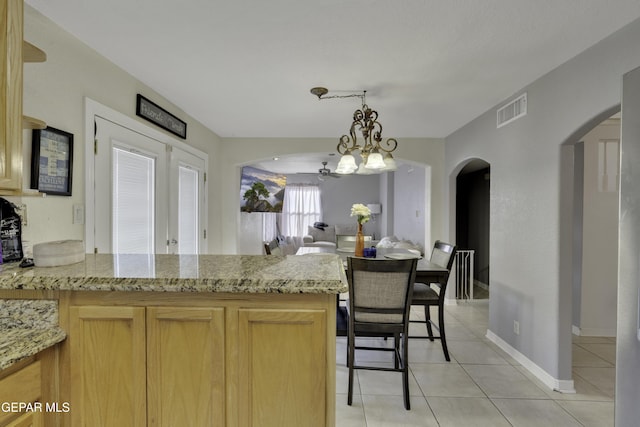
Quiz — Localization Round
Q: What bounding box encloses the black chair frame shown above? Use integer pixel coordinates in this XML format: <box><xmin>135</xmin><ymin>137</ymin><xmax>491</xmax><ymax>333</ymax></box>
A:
<box><xmin>263</xmin><ymin>238</ymin><xmax>279</xmax><ymax>255</ymax></box>
<box><xmin>410</xmin><ymin>240</ymin><xmax>457</xmax><ymax>362</ymax></box>
<box><xmin>346</xmin><ymin>257</ymin><xmax>418</xmax><ymax>410</ymax></box>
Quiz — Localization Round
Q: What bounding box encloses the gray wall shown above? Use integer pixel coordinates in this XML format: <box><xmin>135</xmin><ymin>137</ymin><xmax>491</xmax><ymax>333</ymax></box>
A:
<box><xmin>445</xmin><ymin>17</ymin><xmax>640</xmax><ymax>391</ymax></box>
<box><xmin>617</xmin><ymin>66</ymin><xmax>640</xmax><ymax>427</ymax></box>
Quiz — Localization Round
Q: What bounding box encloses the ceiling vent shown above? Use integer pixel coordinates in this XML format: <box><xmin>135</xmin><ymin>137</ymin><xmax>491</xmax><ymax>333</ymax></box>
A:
<box><xmin>496</xmin><ymin>93</ymin><xmax>527</xmax><ymax>128</ymax></box>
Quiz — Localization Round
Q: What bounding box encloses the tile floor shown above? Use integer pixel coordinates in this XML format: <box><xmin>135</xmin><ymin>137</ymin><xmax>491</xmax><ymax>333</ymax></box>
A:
<box><xmin>335</xmin><ymin>300</ymin><xmax>616</xmax><ymax>426</ymax></box>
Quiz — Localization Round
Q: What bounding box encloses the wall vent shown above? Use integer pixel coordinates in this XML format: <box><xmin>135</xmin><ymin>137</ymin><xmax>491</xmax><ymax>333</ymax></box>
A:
<box><xmin>497</xmin><ymin>93</ymin><xmax>527</xmax><ymax>128</ymax></box>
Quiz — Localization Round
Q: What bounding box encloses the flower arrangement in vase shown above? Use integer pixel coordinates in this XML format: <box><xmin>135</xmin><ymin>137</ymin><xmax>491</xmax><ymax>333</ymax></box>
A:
<box><xmin>350</xmin><ymin>203</ymin><xmax>371</xmax><ymax>257</ymax></box>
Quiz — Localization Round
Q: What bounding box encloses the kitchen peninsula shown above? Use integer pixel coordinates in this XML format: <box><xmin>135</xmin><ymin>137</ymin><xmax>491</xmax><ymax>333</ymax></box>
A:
<box><xmin>0</xmin><ymin>253</ymin><xmax>347</xmax><ymax>427</ymax></box>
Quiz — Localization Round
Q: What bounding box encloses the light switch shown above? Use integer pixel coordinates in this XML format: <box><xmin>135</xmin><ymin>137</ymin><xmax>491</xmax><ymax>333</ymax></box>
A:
<box><xmin>73</xmin><ymin>204</ymin><xmax>85</xmax><ymax>225</ymax></box>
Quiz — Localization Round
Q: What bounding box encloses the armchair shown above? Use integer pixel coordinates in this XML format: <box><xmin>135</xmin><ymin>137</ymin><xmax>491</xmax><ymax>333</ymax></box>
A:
<box><xmin>302</xmin><ymin>225</ymin><xmax>337</xmax><ymax>248</ymax></box>
<box><xmin>302</xmin><ymin>223</ymin><xmax>367</xmax><ymax>248</ymax></box>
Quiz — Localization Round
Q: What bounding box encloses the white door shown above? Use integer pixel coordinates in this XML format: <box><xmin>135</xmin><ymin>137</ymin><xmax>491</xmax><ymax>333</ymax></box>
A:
<box><xmin>168</xmin><ymin>147</ymin><xmax>206</xmax><ymax>254</ymax></box>
<box><xmin>94</xmin><ymin>117</ymin><xmax>168</xmax><ymax>254</ymax></box>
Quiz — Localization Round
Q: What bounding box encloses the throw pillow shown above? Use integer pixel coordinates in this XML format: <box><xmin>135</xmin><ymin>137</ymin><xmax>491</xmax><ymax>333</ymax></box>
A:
<box><xmin>307</xmin><ymin>225</ymin><xmax>336</xmax><ymax>243</ymax></box>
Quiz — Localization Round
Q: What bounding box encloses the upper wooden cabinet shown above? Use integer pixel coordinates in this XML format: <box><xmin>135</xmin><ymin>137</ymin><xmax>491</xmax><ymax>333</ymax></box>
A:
<box><xmin>0</xmin><ymin>0</ymin><xmax>24</xmax><ymax>194</ymax></box>
<box><xmin>0</xmin><ymin>0</ymin><xmax>46</xmax><ymax>195</ymax></box>
<box><xmin>23</xmin><ymin>41</ymin><xmax>45</xmax><ymax>63</ymax></box>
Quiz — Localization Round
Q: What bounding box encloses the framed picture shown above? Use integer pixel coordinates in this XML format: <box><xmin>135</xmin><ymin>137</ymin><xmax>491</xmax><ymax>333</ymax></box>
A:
<box><xmin>136</xmin><ymin>94</ymin><xmax>187</xmax><ymax>139</ymax></box>
<box><xmin>240</xmin><ymin>166</ymin><xmax>286</xmax><ymax>213</ymax></box>
<box><xmin>30</xmin><ymin>126</ymin><xmax>74</xmax><ymax>196</ymax></box>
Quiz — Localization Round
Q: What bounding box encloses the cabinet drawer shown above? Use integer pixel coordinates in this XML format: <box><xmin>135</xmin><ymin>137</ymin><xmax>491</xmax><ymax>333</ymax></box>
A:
<box><xmin>0</xmin><ymin>361</ymin><xmax>41</xmax><ymax>425</ymax></box>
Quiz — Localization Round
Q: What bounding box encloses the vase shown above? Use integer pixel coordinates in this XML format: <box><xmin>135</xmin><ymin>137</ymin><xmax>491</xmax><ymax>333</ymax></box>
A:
<box><xmin>355</xmin><ymin>223</ymin><xmax>365</xmax><ymax>257</ymax></box>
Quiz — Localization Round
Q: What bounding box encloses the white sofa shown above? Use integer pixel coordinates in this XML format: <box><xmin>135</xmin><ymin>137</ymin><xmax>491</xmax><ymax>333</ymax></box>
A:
<box><xmin>302</xmin><ymin>224</ymin><xmax>359</xmax><ymax>248</ymax></box>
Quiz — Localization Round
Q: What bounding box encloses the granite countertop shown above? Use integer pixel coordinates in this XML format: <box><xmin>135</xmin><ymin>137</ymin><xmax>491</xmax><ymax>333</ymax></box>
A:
<box><xmin>0</xmin><ymin>299</ymin><xmax>66</xmax><ymax>370</ymax></box>
<box><xmin>0</xmin><ymin>254</ymin><xmax>348</xmax><ymax>294</ymax></box>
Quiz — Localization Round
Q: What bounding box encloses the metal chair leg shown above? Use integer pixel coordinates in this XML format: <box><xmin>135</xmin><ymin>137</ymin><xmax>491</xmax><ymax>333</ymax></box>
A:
<box><xmin>402</xmin><ymin>334</ymin><xmax>411</xmax><ymax>410</ymax></box>
<box><xmin>424</xmin><ymin>305</ymin><xmax>434</xmax><ymax>340</ymax></box>
<box><xmin>438</xmin><ymin>302</ymin><xmax>450</xmax><ymax>361</ymax></box>
<box><xmin>347</xmin><ymin>335</ymin><xmax>355</xmax><ymax>405</ymax></box>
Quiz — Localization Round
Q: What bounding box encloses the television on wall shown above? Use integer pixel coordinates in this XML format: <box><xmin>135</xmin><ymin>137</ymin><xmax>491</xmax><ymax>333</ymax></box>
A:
<box><xmin>240</xmin><ymin>166</ymin><xmax>286</xmax><ymax>213</ymax></box>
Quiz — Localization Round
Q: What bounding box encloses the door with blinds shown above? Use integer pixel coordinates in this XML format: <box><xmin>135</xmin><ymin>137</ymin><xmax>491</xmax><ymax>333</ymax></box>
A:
<box><xmin>168</xmin><ymin>147</ymin><xmax>206</xmax><ymax>254</ymax></box>
<box><xmin>93</xmin><ymin>116</ymin><xmax>206</xmax><ymax>254</ymax></box>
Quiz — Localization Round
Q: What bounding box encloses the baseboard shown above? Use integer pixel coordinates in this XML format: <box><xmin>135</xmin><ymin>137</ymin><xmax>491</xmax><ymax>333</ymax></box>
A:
<box><xmin>444</xmin><ymin>297</ymin><xmax>458</xmax><ymax>306</ymax></box>
<box><xmin>572</xmin><ymin>325</ymin><xmax>616</xmax><ymax>337</ymax></box>
<box><xmin>486</xmin><ymin>330</ymin><xmax>576</xmax><ymax>394</ymax></box>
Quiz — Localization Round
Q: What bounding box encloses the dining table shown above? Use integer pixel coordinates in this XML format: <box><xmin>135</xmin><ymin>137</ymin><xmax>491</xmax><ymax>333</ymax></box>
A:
<box><xmin>295</xmin><ymin>246</ymin><xmax>449</xmax><ymax>336</ymax></box>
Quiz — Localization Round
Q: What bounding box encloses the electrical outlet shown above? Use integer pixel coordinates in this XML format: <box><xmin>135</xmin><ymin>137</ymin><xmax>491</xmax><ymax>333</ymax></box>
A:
<box><xmin>15</xmin><ymin>203</ymin><xmax>27</xmax><ymax>226</ymax></box>
<box><xmin>514</xmin><ymin>320</ymin><xmax>520</xmax><ymax>335</ymax></box>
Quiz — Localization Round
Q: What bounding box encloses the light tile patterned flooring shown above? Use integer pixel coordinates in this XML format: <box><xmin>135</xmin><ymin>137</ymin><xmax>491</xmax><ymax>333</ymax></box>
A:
<box><xmin>335</xmin><ymin>301</ymin><xmax>616</xmax><ymax>426</ymax></box>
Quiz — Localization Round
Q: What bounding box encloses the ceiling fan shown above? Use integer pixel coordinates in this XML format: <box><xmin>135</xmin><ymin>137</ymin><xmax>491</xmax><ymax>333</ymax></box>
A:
<box><xmin>317</xmin><ymin>161</ymin><xmax>341</xmax><ymax>180</ymax></box>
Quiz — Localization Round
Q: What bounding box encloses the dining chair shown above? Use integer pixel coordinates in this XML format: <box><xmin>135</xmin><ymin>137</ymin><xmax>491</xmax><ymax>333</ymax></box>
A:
<box><xmin>410</xmin><ymin>240</ymin><xmax>457</xmax><ymax>361</ymax></box>
<box><xmin>346</xmin><ymin>257</ymin><xmax>417</xmax><ymax>410</ymax></box>
<box><xmin>263</xmin><ymin>238</ymin><xmax>282</xmax><ymax>255</ymax></box>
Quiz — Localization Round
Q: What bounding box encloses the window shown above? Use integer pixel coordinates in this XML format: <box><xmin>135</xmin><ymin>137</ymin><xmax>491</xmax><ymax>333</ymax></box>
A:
<box><xmin>112</xmin><ymin>147</ymin><xmax>156</xmax><ymax>254</ymax></box>
<box><xmin>178</xmin><ymin>165</ymin><xmax>199</xmax><ymax>254</ymax></box>
<box><xmin>281</xmin><ymin>184</ymin><xmax>322</xmax><ymax>237</ymax></box>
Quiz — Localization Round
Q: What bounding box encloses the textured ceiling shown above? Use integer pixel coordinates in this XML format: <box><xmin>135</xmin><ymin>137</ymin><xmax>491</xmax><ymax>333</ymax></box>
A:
<box><xmin>26</xmin><ymin>0</ymin><xmax>640</xmax><ymax>142</ymax></box>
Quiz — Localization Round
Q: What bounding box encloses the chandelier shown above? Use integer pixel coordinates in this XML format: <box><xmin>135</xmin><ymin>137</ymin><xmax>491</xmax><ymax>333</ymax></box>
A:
<box><xmin>310</xmin><ymin>87</ymin><xmax>398</xmax><ymax>175</ymax></box>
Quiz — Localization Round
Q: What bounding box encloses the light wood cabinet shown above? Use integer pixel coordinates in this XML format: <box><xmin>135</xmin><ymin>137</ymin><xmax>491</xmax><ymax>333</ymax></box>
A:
<box><xmin>69</xmin><ymin>306</ymin><xmax>147</xmax><ymax>427</ymax></box>
<box><xmin>238</xmin><ymin>308</ymin><xmax>327</xmax><ymax>427</ymax></box>
<box><xmin>70</xmin><ymin>305</ymin><xmax>226</xmax><ymax>427</ymax></box>
<box><xmin>146</xmin><ymin>307</ymin><xmax>225</xmax><ymax>427</ymax></box>
<box><xmin>0</xmin><ymin>0</ymin><xmax>24</xmax><ymax>194</ymax></box>
<box><xmin>0</xmin><ymin>0</ymin><xmax>47</xmax><ymax>195</ymax></box>
<box><xmin>0</xmin><ymin>360</ymin><xmax>43</xmax><ymax>427</ymax></box>
<box><xmin>62</xmin><ymin>291</ymin><xmax>336</xmax><ymax>427</ymax></box>
<box><xmin>4</xmin><ymin>411</ymin><xmax>42</xmax><ymax>427</ymax></box>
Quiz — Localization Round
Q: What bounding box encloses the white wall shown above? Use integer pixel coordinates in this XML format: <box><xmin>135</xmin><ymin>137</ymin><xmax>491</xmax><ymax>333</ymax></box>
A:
<box><xmin>392</xmin><ymin>163</ymin><xmax>428</xmax><ymax>252</ymax></box>
<box><xmin>578</xmin><ymin>120</ymin><xmax>619</xmax><ymax>337</ymax></box>
<box><xmin>445</xmin><ymin>16</ymin><xmax>640</xmax><ymax>391</ymax></box>
<box><xmin>219</xmin><ymin>138</ymin><xmax>445</xmax><ymax>254</ymax></box>
<box><xmin>16</xmin><ymin>6</ymin><xmax>222</xmax><ymax>254</ymax></box>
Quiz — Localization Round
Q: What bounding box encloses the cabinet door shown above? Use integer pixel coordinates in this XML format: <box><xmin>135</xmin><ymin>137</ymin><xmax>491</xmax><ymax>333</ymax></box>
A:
<box><xmin>147</xmin><ymin>307</ymin><xmax>225</xmax><ymax>427</ymax></box>
<box><xmin>0</xmin><ymin>0</ymin><xmax>23</xmax><ymax>193</ymax></box>
<box><xmin>69</xmin><ymin>306</ymin><xmax>146</xmax><ymax>427</ymax></box>
<box><xmin>4</xmin><ymin>411</ymin><xmax>42</xmax><ymax>427</ymax></box>
<box><xmin>238</xmin><ymin>308</ymin><xmax>326</xmax><ymax>427</ymax></box>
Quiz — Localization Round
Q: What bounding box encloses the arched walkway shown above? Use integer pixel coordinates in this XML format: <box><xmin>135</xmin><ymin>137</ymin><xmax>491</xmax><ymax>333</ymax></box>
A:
<box><xmin>449</xmin><ymin>158</ymin><xmax>491</xmax><ymax>301</ymax></box>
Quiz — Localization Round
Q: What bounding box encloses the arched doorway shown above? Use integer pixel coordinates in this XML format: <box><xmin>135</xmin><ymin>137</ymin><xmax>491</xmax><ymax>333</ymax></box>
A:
<box><xmin>454</xmin><ymin>159</ymin><xmax>490</xmax><ymax>300</ymax></box>
<box><xmin>561</xmin><ymin>108</ymin><xmax>620</xmax><ymax>399</ymax></box>
<box><xmin>236</xmin><ymin>152</ymin><xmax>434</xmax><ymax>255</ymax></box>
